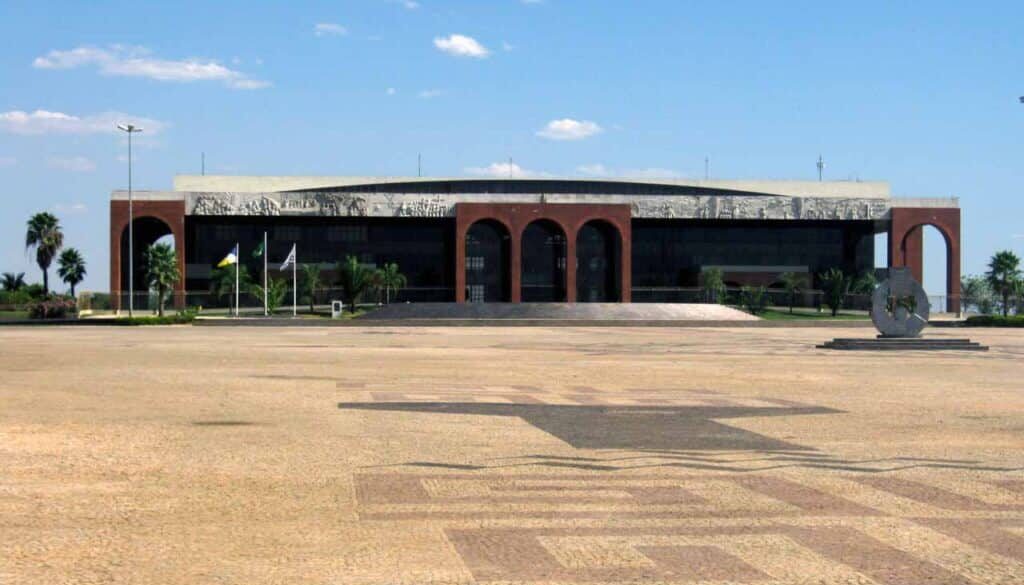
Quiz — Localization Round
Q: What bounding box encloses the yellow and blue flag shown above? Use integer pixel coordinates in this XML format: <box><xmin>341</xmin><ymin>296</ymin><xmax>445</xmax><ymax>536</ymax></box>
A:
<box><xmin>217</xmin><ymin>244</ymin><xmax>238</xmax><ymax>268</ymax></box>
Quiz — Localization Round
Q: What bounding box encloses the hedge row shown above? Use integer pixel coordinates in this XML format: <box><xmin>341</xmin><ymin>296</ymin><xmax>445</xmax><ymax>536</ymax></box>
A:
<box><xmin>964</xmin><ymin>315</ymin><xmax>1024</xmax><ymax>327</ymax></box>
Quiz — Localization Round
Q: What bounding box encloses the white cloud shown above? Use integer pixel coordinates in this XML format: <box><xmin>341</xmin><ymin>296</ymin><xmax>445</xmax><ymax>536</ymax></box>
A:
<box><xmin>0</xmin><ymin>110</ymin><xmax>167</xmax><ymax>135</ymax></box>
<box><xmin>314</xmin><ymin>23</ymin><xmax>347</xmax><ymax>36</ymax></box>
<box><xmin>576</xmin><ymin>164</ymin><xmax>611</xmax><ymax>176</ymax></box>
<box><xmin>417</xmin><ymin>89</ymin><xmax>443</xmax><ymax>99</ymax></box>
<box><xmin>466</xmin><ymin>161</ymin><xmax>547</xmax><ymax>178</ymax></box>
<box><xmin>386</xmin><ymin>87</ymin><xmax>397</xmax><ymax>96</ymax></box>
<box><xmin>433</xmin><ymin>34</ymin><xmax>490</xmax><ymax>58</ymax></box>
<box><xmin>1012</xmin><ymin>234</ymin><xmax>1024</xmax><ymax>240</ymax></box>
<box><xmin>522</xmin><ymin>0</ymin><xmax>544</xmax><ymax>4</ymax></box>
<box><xmin>536</xmin><ymin>118</ymin><xmax>603</xmax><ymax>141</ymax></box>
<box><xmin>576</xmin><ymin>163</ymin><xmax>684</xmax><ymax>179</ymax></box>
<box><xmin>53</xmin><ymin>202</ymin><xmax>88</xmax><ymax>214</ymax></box>
<box><xmin>48</xmin><ymin>156</ymin><xmax>96</xmax><ymax>172</ymax></box>
<box><xmin>402</xmin><ymin>0</ymin><xmax>420</xmax><ymax>8</ymax></box>
<box><xmin>0</xmin><ymin>156</ymin><xmax>15</xmax><ymax>167</ymax></box>
<box><xmin>502</xmin><ymin>41</ymin><xmax>515</xmax><ymax>51</ymax></box>
<box><xmin>628</xmin><ymin>167</ymin><xmax>685</xmax><ymax>179</ymax></box>
<box><xmin>33</xmin><ymin>45</ymin><xmax>270</xmax><ymax>90</ymax></box>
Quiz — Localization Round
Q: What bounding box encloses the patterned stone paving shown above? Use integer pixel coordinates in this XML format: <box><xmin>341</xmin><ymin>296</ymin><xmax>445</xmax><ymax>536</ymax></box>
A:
<box><xmin>0</xmin><ymin>325</ymin><xmax>1022</xmax><ymax>584</ymax></box>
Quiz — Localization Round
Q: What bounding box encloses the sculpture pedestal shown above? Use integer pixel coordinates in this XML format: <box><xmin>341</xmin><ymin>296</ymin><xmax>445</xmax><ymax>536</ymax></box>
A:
<box><xmin>817</xmin><ymin>337</ymin><xmax>988</xmax><ymax>351</ymax></box>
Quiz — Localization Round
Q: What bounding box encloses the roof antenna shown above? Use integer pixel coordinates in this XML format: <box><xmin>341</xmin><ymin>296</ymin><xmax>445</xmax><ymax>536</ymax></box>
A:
<box><xmin>704</xmin><ymin>156</ymin><xmax>709</xmax><ymax>180</ymax></box>
<box><xmin>201</xmin><ymin>152</ymin><xmax>205</xmax><ymax>176</ymax></box>
<box><xmin>417</xmin><ymin>153</ymin><xmax>422</xmax><ymax>177</ymax></box>
<box><xmin>816</xmin><ymin>154</ymin><xmax>825</xmax><ymax>182</ymax></box>
<box><xmin>508</xmin><ymin>156</ymin><xmax>513</xmax><ymax>178</ymax></box>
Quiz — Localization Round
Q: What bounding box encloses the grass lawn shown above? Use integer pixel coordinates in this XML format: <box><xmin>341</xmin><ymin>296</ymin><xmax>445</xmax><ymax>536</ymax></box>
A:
<box><xmin>0</xmin><ymin>310</ymin><xmax>29</xmax><ymax>321</ymax></box>
<box><xmin>758</xmin><ymin>307</ymin><xmax>870</xmax><ymax>321</ymax></box>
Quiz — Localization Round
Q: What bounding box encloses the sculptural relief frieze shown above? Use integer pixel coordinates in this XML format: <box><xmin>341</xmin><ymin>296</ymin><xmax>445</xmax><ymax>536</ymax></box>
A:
<box><xmin>187</xmin><ymin>191</ymin><xmax>890</xmax><ymax>220</ymax></box>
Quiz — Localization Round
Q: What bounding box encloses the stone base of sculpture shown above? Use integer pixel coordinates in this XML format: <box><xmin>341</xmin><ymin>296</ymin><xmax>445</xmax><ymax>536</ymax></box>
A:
<box><xmin>819</xmin><ymin>268</ymin><xmax>988</xmax><ymax>351</ymax></box>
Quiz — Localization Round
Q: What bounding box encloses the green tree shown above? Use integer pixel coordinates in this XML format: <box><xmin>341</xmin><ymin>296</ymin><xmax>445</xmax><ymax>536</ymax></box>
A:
<box><xmin>1</xmin><ymin>272</ymin><xmax>26</xmax><ymax>291</ymax></box>
<box><xmin>778</xmin><ymin>271</ymin><xmax>807</xmax><ymax>314</ymax></box>
<box><xmin>740</xmin><ymin>285</ymin><xmax>769</xmax><ymax>315</ymax></box>
<box><xmin>960</xmin><ymin>274</ymin><xmax>994</xmax><ymax>315</ymax></box>
<box><xmin>376</xmin><ymin>262</ymin><xmax>407</xmax><ymax>304</ymax></box>
<box><xmin>301</xmin><ymin>264</ymin><xmax>322</xmax><ymax>313</ymax></box>
<box><xmin>56</xmin><ymin>248</ymin><xmax>87</xmax><ymax>297</ymax></box>
<box><xmin>252</xmin><ymin>277</ymin><xmax>289</xmax><ymax>314</ymax></box>
<box><xmin>818</xmin><ymin>268</ymin><xmax>851</xmax><ymax>317</ymax></box>
<box><xmin>337</xmin><ymin>255</ymin><xmax>374</xmax><ymax>313</ymax></box>
<box><xmin>143</xmin><ymin>243</ymin><xmax>180</xmax><ymax>317</ymax></box>
<box><xmin>25</xmin><ymin>212</ymin><xmax>64</xmax><ymax>295</ymax></box>
<box><xmin>701</xmin><ymin>267</ymin><xmax>726</xmax><ymax>304</ymax></box>
<box><xmin>210</xmin><ymin>264</ymin><xmax>253</xmax><ymax>313</ymax></box>
<box><xmin>986</xmin><ymin>250</ymin><xmax>1022</xmax><ymax>317</ymax></box>
<box><xmin>851</xmin><ymin>271</ymin><xmax>878</xmax><ymax>294</ymax></box>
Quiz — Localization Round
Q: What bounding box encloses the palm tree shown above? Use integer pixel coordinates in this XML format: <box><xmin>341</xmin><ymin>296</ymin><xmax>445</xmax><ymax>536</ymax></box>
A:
<box><xmin>986</xmin><ymin>250</ymin><xmax>1022</xmax><ymax>317</ymax></box>
<box><xmin>337</xmin><ymin>255</ymin><xmax>374</xmax><ymax>313</ymax></box>
<box><xmin>376</xmin><ymin>262</ymin><xmax>407</xmax><ymax>304</ymax></box>
<box><xmin>210</xmin><ymin>264</ymin><xmax>253</xmax><ymax>313</ymax></box>
<box><xmin>251</xmin><ymin>277</ymin><xmax>289</xmax><ymax>314</ymax></box>
<box><xmin>57</xmin><ymin>248</ymin><xmax>87</xmax><ymax>297</ymax></box>
<box><xmin>25</xmin><ymin>212</ymin><xmax>64</xmax><ymax>295</ymax></box>
<box><xmin>818</xmin><ymin>268</ymin><xmax>851</xmax><ymax>317</ymax></box>
<box><xmin>1</xmin><ymin>272</ymin><xmax>25</xmax><ymax>291</ymax></box>
<box><xmin>778</xmin><ymin>272</ymin><xmax>807</xmax><ymax>314</ymax></box>
<box><xmin>143</xmin><ymin>243</ymin><xmax>180</xmax><ymax>317</ymax></box>
<box><xmin>301</xmin><ymin>264</ymin><xmax>322</xmax><ymax>313</ymax></box>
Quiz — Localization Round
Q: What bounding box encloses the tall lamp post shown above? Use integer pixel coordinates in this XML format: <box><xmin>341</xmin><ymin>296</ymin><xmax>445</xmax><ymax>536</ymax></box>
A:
<box><xmin>117</xmin><ymin>124</ymin><xmax>143</xmax><ymax>317</ymax></box>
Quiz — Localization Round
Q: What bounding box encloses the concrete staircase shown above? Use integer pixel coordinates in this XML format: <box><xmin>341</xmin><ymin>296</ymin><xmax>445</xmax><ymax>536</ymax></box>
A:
<box><xmin>360</xmin><ymin>303</ymin><xmax>758</xmax><ymax>321</ymax></box>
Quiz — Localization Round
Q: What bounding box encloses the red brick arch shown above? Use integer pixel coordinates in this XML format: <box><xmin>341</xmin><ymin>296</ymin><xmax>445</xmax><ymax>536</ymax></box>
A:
<box><xmin>455</xmin><ymin>203</ymin><xmax>631</xmax><ymax>303</ymax></box>
<box><xmin>888</xmin><ymin>207</ymin><xmax>960</xmax><ymax>312</ymax></box>
<box><xmin>109</xmin><ymin>199</ymin><xmax>187</xmax><ymax>311</ymax></box>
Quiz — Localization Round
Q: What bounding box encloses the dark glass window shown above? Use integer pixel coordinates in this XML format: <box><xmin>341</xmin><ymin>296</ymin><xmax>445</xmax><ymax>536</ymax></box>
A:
<box><xmin>631</xmin><ymin>219</ymin><xmax>875</xmax><ymax>290</ymax></box>
<box><xmin>521</xmin><ymin>220</ymin><xmax>566</xmax><ymax>302</ymax></box>
<box><xmin>186</xmin><ymin>217</ymin><xmax>455</xmax><ymax>302</ymax></box>
<box><xmin>465</xmin><ymin>220</ymin><xmax>509</xmax><ymax>302</ymax></box>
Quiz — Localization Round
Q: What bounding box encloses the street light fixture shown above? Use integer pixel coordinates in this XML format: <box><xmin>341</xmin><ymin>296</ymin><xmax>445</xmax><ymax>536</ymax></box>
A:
<box><xmin>117</xmin><ymin>123</ymin><xmax>143</xmax><ymax>317</ymax></box>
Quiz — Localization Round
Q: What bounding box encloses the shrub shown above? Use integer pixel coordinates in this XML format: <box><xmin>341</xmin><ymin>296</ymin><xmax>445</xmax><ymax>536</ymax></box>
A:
<box><xmin>0</xmin><ymin>288</ymin><xmax>35</xmax><ymax>308</ymax></box>
<box><xmin>27</xmin><ymin>296</ymin><xmax>78</xmax><ymax>319</ymax></box>
<box><xmin>964</xmin><ymin>315</ymin><xmax>1024</xmax><ymax>327</ymax></box>
<box><xmin>740</xmin><ymin>286</ymin><xmax>769</xmax><ymax>315</ymax></box>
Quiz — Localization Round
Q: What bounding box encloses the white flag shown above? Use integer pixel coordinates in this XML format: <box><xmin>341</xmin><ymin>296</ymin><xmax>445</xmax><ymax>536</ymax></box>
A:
<box><xmin>279</xmin><ymin>244</ymin><xmax>296</xmax><ymax>271</ymax></box>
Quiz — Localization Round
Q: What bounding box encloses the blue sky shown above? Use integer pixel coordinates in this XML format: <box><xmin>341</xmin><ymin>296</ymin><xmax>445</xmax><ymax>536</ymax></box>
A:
<box><xmin>1</xmin><ymin>0</ymin><xmax>1021</xmax><ymax>293</ymax></box>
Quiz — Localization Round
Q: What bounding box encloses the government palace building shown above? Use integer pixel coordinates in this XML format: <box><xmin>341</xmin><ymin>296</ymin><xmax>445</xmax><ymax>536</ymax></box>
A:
<box><xmin>109</xmin><ymin>175</ymin><xmax>961</xmax><ymax>309</ymax></box>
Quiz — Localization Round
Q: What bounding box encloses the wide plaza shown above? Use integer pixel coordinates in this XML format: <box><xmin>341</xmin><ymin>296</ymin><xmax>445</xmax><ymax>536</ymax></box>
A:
<box><xmin>1</xmin><ymin>324</ymin><xmax>1023</xmax><ymax>584</ymax></box>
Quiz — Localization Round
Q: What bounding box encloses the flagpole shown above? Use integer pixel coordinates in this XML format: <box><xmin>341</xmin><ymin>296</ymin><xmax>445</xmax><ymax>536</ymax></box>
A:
<box><xmin>292</xmin><ymin>243</ymin><xmax>297</xmax><ymax>317</ymax></box>
<box><xmin>263</xmin><ymin>231</ymin><xmax>268</xmax><ymax>317</ymax></box>
<box><xmin>234</xmin><ymin>242</ymin><xmax>240</xmax><ymax>317</ymax></box>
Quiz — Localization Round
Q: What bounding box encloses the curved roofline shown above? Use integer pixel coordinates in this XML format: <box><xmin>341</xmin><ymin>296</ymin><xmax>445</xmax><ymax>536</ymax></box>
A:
<box><xmin>173</xmin><ymin>175</ymin><xmax>890</xmax><ymax>199</ymax></box>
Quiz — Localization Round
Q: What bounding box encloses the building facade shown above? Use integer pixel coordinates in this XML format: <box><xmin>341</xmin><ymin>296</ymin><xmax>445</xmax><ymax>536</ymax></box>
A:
<box><xmin>109</xmin><ymin>176</ymin><xmax>960</xmax><ymax>309</ymax></box>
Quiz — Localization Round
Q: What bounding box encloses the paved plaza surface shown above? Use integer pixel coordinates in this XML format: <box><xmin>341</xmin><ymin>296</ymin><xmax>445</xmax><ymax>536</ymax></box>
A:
<box><xmin>1</xmin><ymin>325</ymin><xmax>1023</xmax><ymax>584</ymax></box>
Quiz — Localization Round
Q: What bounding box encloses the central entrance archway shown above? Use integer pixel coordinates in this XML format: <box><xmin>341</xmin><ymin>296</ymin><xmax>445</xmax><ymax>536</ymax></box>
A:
<box><xmin>120</xmin><ymin>216</ymin><xmax>175</xmax><ymax>311</ymax></box>
<box><xmin>521</xmin><ymin>219</ymin><xmax>567</xmax><ymax>302</ymax></box>
<box><xmin>465</xmin><ymin>220</ymin><xmax>510</xmax><ymax>302</ymax></box>
<box><xmin>576</xmin><ymin>220</ymin><xmax>621</xmax><ymax>302</ymax></box>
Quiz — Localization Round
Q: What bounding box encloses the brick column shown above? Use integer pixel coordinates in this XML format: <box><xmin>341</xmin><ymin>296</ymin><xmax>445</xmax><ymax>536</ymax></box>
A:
<box><xmin>564</xmin><ymin>228</ymin><xmax>577</xmax><ymax>303</ymax></box>
<box><xmin>509</xmin><ymin>228</ymin><xmax>522</xmax><ymax>303</ymax></box>
<box><xmin>454</xmin><ymin>218</ymin><xmax>467</xmax><ymax>303</ymax></box>
<box><xmin>619</xmin><ymin>220</ymin><xmax>632</xmax><ymax>303</ymax></box>
<box><xmin>901</xmin><ymin>226</ymin><xmax>924</xmax><ymax>284</ymax></box>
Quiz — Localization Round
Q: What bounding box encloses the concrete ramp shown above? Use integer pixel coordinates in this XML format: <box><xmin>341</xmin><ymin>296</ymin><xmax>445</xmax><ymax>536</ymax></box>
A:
<box><xmin>360</xmin><ymin>303</ymin><xmax>758</xmax><ymax>322</ymax></box>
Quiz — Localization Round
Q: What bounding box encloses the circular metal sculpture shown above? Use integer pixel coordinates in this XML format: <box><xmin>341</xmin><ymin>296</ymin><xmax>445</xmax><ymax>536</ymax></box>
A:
<box><xmin>871</xmin><ymin>268</ymin><xmax>930</xmax><ymax>338</ymax></box>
